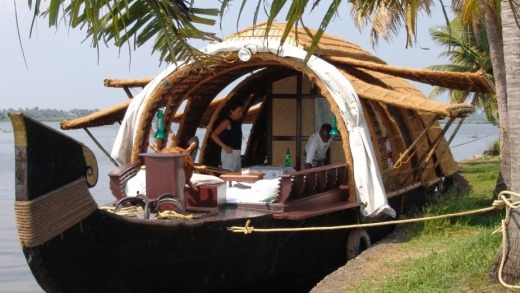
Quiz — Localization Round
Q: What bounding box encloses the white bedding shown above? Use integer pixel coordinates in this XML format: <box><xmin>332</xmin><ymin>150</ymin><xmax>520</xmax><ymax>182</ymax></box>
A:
<box><xmin>225</xmin><ymin>178</ymin><xmax>280</xmax><ymax>204</ymax></box>
<box><xmin>124</xmin><ymin>171</ymin><xmax>225</xmax><ymax>197</ymax></box>
<box><xmin>124</xmin><ymin>171</ymin><xmax>278</xmax><ymax>204</ymax></box>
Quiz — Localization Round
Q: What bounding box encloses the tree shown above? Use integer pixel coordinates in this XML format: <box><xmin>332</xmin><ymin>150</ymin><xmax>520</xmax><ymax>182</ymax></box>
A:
<box><xmin>428</xmin><ymin>15</ymin><xmax>497</xmax><ymax>124</ymax></box>
<box><xmin>488</xmin><ymin>0</ymin><xmax>520</xmax><ymax>284</ymax></box>
<box><xmin>22</xmin><ymin>0</ymin><xmax>520</xmax><ymax>285</ymax></box>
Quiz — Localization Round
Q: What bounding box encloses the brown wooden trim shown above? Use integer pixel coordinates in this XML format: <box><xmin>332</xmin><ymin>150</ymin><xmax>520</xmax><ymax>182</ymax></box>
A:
<box><xmin>104</xmin><ymin>78</ymin><xmax>153</xmax><ymax>88</ymax></box>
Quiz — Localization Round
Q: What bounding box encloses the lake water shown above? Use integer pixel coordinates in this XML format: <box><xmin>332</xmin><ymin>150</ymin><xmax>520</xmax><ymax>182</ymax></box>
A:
<box><xmin>0</xmin><ymin>121</ymin><xmax>498</xmax><ymax>292</ymax></box>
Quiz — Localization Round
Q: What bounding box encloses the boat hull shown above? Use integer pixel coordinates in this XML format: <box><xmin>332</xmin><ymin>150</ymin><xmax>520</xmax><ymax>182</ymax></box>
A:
<box><xmin>23</xmin><ymin>207</ymin><xmax>359</xmax><ymax>292</ymax></box>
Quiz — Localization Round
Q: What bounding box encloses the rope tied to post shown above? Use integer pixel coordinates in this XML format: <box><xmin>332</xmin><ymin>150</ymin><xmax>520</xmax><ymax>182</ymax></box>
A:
<box><xmin>493</xmin><ymin>191</ymin><xmax>520</xmax><ymax>289</ymax></box>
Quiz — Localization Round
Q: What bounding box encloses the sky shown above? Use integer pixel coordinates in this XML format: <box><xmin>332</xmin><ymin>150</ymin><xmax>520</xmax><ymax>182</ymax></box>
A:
<box><xmin>0</xmin><ymin>1</ymin><xmax>452</xmax><ymax>111</ymax></box>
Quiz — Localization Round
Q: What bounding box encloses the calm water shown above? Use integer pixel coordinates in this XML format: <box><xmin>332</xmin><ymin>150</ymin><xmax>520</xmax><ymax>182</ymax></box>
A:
<box><xmin>0</xmin><ymin>121</ymin><xmax>498</xmax><ymax>292</ymax></box>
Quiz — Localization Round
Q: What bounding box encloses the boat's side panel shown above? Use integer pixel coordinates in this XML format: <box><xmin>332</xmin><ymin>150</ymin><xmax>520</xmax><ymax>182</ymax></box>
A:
<box><xmin>10</xmin><ymin>113</ymin><xmax>98</xmax><ymax>201</ymax></box>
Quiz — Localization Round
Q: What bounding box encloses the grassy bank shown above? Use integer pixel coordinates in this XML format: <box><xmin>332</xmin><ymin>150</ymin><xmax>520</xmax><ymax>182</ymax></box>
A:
<box><xmin>351</xmin><ymin>155</ymin><xmax>506</xmax><ymax>292</ymax></box>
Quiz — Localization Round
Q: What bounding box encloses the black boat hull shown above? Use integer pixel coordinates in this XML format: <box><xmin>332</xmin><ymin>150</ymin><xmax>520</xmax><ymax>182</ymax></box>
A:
<box><xmin>23</xmin><ymin>207</ymin><xmax>359</xmax><ymax>293</ymax></box>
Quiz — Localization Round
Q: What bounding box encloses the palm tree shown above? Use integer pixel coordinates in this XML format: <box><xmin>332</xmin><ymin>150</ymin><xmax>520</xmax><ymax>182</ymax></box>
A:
<box><xmin>349</xmin><ymin>0</ymin><xmax>434</xmax><ymax>48</ymax></box>
<box><xmin>23</xmin><ymin>0</ymin><xmax>520</xmax><ymax>285</ymax></box>
<box><xmin>489</xmin><ymin>0</ymin><xmax>520</xmax><ymax>285</ymax></box>
<box><xmin>428</xmin><ymin>16</ymin><xmax>497</xmax><ymax>125</ymax></box>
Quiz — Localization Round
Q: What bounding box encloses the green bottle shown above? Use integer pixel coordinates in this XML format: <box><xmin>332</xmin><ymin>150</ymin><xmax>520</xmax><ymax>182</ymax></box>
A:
<box><xmin>285</xmin><ymin>148</ymin><xmax>291</xmax><ymax>167</ymax></box>
<box><xmin>155</xmin><ymin>109</ymin><xmax>166</xmax><ymax>139</ymax></box>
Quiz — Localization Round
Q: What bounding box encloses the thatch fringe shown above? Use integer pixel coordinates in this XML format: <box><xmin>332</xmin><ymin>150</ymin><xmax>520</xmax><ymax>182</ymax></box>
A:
<box><xmin>60</xmin><ymin>99</ymin><xmax>131</xmax><ymax>130</ymax></box>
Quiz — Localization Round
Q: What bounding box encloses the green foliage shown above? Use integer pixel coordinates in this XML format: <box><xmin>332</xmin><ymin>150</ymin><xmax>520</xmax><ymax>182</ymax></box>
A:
<box><xmin>489</xmin><ymin>140</ymin><xmax>500</xmax><ymax>156</ymax></box>
<box><xmin>27</xmin><ymin>0</ymin><xmax>219</xmax><ymax>65</ymax></box>
<box><xmin>24</xmin><ymin>1</ymin><xmax>350</xmax><ymax>65</ymax></box>
<box><xmin>349</xmin><ymin>0</ymin><xmax>434</xmax><ymax>47</ymax></box>
<box><xmin>22</xmin><ymin>1</ymin><xmax>389</xmax><ymax>66</ymax></box>
<box><xmin>428</xmin><ymin>16</ymin><xmax>498</xmax><ymax>125</ymax></box>
<box><xmin>353</xmin><ymin>231</ymin><xmax>502</xmax><ymax>292</ymax></box>
<box><xmin>351</xmin><ymin>156</ymin><xmax>504</xmax><ymax>292</ymax></box>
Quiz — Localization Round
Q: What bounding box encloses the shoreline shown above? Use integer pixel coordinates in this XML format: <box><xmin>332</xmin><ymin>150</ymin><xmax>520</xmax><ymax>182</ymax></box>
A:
<box><xmin>312</xmin><ymin>154</ymin><xmax>501</xmax><ymax>292</ymax></box>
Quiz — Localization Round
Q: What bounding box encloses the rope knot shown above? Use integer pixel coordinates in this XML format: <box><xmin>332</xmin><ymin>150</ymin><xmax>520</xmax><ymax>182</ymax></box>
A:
<box><xmin>492</xmin><ymin>199</ymin><xmax>505</xmax><ymax>209</ymax></box>
<box><xmin>499</xmin><ymin>191</ymin><xmax>520</xmax><ymax>209</ymax></box>
<box><xmin>228</xmin><ymin>219</ymin><xmax>254</xmax><ymax>234</ymax></box>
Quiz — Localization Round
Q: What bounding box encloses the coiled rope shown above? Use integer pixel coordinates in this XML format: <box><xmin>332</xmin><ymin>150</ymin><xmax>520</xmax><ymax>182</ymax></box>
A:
<box><xmin>14</xmin><ymin>178</ymin><xmax>97</xmax><ymax>248</ymax></box>
<box><xmin>100</xmin><ymin>205</ymin><xmax>193</xmax><ymax>219</ymax></box>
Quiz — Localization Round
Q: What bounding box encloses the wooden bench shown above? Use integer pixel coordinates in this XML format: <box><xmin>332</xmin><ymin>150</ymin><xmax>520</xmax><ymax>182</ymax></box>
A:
<box><xmin>272</xmin><ymin>163</ymin><xmax>360</xmax><ymax>220</ymax></box>
<box><xmin>276</xmin><ymin>163</ymin><xmax>348</xmax><ymax>204</ymax></box>
<box><xmin>108</xmin><ymin>162</ymin><xmax>141</xmax><ymax>200</ymax></box>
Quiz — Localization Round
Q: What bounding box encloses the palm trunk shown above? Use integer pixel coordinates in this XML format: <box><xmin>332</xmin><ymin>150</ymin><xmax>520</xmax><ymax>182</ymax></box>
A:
<box><xmin>483</xmin><ymin>1</ymin><xmax>510</xmax><ymax>198</ymax></box>
<box><xmin>490</xmin><ymin>0</ymin><xmax>520</xmax><ymax>283</ymax></box>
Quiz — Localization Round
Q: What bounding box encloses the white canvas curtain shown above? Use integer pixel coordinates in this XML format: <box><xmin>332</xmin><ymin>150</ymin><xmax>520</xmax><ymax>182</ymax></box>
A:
<box><xmin>111</xmin><ymin>40</ymin><xmax>396</xmax><ymax>219</ymax></box>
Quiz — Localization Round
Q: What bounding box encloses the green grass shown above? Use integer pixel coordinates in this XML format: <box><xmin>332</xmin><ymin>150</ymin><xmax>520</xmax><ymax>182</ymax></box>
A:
<box><xmin>350</xmin><ymin>156</ymin><xmax>506</xmax><ymax>292</ymax></box>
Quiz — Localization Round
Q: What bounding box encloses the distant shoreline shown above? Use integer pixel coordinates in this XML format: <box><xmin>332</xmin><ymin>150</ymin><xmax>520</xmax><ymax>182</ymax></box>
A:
<box><xmin>1</xmin><ymin>108</ymin><xmax>492</xmax><ymax>124</ymax></box>
<box><xmin>0</xmin><ymin>108</ymin><xmax>99</xmax><ymax>122</ymax></box>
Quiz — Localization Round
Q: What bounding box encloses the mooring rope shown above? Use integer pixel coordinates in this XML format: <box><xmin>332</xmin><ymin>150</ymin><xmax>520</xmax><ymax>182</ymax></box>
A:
<box><xmin>228</xmin><ymin>191</ymin><xmax>520</xmax><ymax>289</ymax></box>
<box><xmin>493</xmin><ymin>191</ymin><xmax>520</xmax><ymax>289</ymax></box>
<box><xmin>228</xmin><ymin>204</ymin><xmax>502</xmax><ymax>234</ymax></box>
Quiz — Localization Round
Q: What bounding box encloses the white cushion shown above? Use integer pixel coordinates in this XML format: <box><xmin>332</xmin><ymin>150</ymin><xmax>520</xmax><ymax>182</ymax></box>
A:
<box><xmin>190</xmin><ymin>173</ymin><xmax>225</xmax><ymax>186</ymax></box>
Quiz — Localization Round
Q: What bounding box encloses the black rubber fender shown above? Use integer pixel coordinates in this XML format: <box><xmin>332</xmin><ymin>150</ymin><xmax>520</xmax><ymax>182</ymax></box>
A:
<box><xmin>346</xmin><ymin>228</ymin><xmax>371</xmax><ymax>261</ymax></box>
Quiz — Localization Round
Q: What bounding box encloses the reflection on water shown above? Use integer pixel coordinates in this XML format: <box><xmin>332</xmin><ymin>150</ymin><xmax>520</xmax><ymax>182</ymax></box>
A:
<box><xmin>0</xmin><ymin>121</ymin><xmax>499</xmax><ymax>292</ymax></box>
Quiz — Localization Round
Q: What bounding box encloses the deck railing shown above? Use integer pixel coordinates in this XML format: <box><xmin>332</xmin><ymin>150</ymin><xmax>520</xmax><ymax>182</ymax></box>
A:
<box><xmin>276</xmin><ymin>163</ymin><xmax>348</xmax><ymax>204</ymax></box>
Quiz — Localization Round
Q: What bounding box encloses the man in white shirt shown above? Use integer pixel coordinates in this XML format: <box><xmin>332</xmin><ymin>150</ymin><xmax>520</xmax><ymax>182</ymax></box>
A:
<box><xmin>303</xmin><ymin>123</ymin><xmax>333</xmax><ymax>169</ymax></box>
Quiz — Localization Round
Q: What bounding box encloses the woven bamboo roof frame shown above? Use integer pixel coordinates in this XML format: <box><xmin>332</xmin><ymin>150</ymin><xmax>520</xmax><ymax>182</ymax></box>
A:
<box><xmin>60</xmin><ymin>22</ymin><xmax>491</xmax><ymax>132</ymax></box>
<box><xmin>57</xmin><ymin>22</ymin><xmax>496</xmax><ymax>199</ymax></box>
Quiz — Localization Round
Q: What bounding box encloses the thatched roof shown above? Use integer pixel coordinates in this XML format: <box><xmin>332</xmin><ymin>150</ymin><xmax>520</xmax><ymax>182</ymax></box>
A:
<box><xmin>60</xmin><ymin>99</ymin><xmax>130</xmax><ymax>130</ymax></box>
<box><xmin>225</xmin><ymin>22</ymin><xmax>493</xmax><ymax>94</ymax></box>
<box><xmin>61</xmin><ymin>22</ymin><xmax>490</xmax><ymax>130</ymax></box>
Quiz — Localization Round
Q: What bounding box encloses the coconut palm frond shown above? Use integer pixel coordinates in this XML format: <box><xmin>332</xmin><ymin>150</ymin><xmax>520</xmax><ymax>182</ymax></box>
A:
<box><xmin>30</xmin><ymin>0</ymin><xmax>220</xmax><ymax>64</ymax></box>
<box><xmin>429</xmin><ymin>85</ymin><xmax>450</xmax><ymax>99</ymax></box>
<box><xmin>426</xmin><ymin>64</ymin><xmax>472</xmax><ymax>72</ymax></box>
<box><xmin>349</xmin><ymin>0</ymin><xmax>433</xmax><ymax>47</ymax></box>
<box><xmin>303</xmin><ymin>1</ymin><xmax>342</xmax><ymax>62</ymax></box>
<box><xmin>428</xmin><ymin>11</ymin><xmax>497</xmax><ymax>124</ymax></box>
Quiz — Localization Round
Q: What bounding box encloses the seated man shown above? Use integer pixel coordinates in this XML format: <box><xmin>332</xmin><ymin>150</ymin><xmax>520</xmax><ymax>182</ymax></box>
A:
<box><xmin>303</xmin><ymin>123</ymin><xmax>332</xmax><ymax>169</ymax></box>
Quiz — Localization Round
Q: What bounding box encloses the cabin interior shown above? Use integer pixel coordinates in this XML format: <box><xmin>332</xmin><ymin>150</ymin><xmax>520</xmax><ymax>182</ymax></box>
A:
<box><xmin>107</xmin><ymin>68</ymin><xmax>361</xmax><ymax>213</ymax></box>
<box><xmin>150</xmin><ymin>63</ymin><xmax>454</xmax><ymax>201</ymax></box>
<box><xmin>198</xmin><ymin>69</ymin><xmax>346</xmax><ymax>171</ymax></box>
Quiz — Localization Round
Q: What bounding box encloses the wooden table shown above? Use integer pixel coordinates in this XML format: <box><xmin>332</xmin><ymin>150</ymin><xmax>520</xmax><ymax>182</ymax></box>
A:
<box><xmin>220</xmin><ymin>173</ymin><xmax>264</xmax><ymax>186</ymax></box>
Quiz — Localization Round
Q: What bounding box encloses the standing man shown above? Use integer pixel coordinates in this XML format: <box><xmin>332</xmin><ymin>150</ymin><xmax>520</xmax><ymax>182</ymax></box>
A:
<box><xmin>303</xmin><ymin>123</ymin><xmax>333</xmax><ymax>169</ymax></box>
